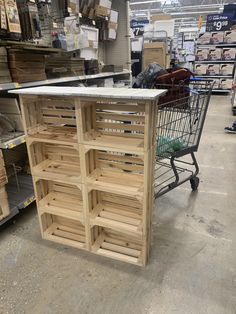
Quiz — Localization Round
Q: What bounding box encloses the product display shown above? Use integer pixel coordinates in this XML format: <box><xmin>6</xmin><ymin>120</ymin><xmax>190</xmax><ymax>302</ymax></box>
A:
<box><xmin>195</xmin><ymin>29</ymin><xmax>236</xmax><ymax>91</ymax></box>
<box><xmin>207</xmin><ymin>64</ymin><xmax>220</xmax><ymax>75</ymax></box>
<box><xmin>222</xmin><ymin>48</ymin><xmax>236</xmax><ymax>60</ymax></box>
<box><xmin>220</xmin><ymin>78</ymin><xmax>233</xmax><ymax>89</ymax></box>
<box><xmin>220</xmin><ymin>63</ymin><xmax>234</xmax><ymax>76</ymax></box>
<box><xmin>224</xmin><ymin>31</ymin><xmax>236</xmax><ymax>43</ymax></box>
<box><xmin>13</xmin><ymin>86</ymin><xmax>165</xmax><ymax>266</ymax></box>
<box><xmin>211</xmin><ymin>32</ymin><xmax>224</xmax><ymax>44</ymax></box>
<box><xmin>195</xmin><ymin>64</ymin><xmax>207</xmax><ymax>75</ymax></box>
<box><xmin>196</xmin><ymin>49</ymin><xmax>209</xmax><ymax>61</ymax></box>
<box><xmin>209</xmin><ymin>48</ymin><xmax>222</xmax><ymax>61</ymax></box>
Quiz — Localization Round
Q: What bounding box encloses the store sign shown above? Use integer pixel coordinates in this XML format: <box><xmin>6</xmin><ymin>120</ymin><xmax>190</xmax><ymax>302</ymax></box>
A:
<box><xmin>206</xmin><ymin>13</ymin><xmax>234</xmax><ymax>32</ymax></box>
<box><xmin>130</xmin><ymin>19</ymin><xmax>149</xmax><ymax>36</ymax></box>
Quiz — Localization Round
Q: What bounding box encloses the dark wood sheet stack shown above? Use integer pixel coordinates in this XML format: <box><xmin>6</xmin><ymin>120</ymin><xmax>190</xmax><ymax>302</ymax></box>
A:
<box><xmin>46</xmin><ymin>56</ymin><xmax>85</xmax><ymax>78</ymax></box>
<box><xmin>0</xmin><ymin>47</ymin><xmax>12</xmax><ymax>83</ymax></box>
<box><xmin>8</xmin><ymin>49</ymin><xmax>46</xmax><ymax>83</ymax></box>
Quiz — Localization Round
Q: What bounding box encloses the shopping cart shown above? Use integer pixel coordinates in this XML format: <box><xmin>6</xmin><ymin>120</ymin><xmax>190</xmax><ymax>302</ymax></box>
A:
<box><xmin>154</xmin><ymin>80</ymin><xmax>213</xmax><ymax>198</ymax></box>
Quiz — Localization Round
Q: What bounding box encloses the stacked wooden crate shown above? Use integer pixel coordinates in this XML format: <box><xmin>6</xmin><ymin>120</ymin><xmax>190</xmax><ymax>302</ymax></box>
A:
<box><xmin>15</xmin><ymin>86</ymin><xmax>164</xmax><ymax>266</ymax></box>
<box><xmin>0</xmin><ymin>150</ymin><xmax>9</xmax><ymax>221</ymax></box>
<box><xmin>0</xmin><ymin>47</ymin><xmax>12</xmax><ymax>83</ymax></box>
<box><xmin>46</xmin><ymin>56</ymin><xmax>85</xmax><ymax>78</ymax></box>
<box><xmin>8</xmin><ymin>49</ymin><xmax>47</xmax><ymax>83</ymax></box>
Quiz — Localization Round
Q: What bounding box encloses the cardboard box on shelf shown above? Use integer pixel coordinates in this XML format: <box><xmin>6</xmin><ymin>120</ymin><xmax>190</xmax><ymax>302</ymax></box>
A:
<box><xmin>151</xmin><ymin>14</ymin><xmax>171</xmax><ymax>23</ymax></box>
<box><xmin>211</xmin><ymin>32</ymin><xmax>224</xmax><ymax>44</ymax></box>
<box><xmin>95</xmin><ymin>0</ymin><xmax>111</xmax><ymax>18</ymax></box>
<box><xmin>196</xmin><ymin>49</ymin><xmax>209</xmax><ymax>61</ymax></box>
<box><xmin>220</xmin><ymin>78</ymin><xmax>233</xmax><ymax>89</ymax></box>
<box><xmin>143</xmin><ymin>42</ymin><xmax>166</xmax><ymax>69</ymax></box>
<box><xmin>222</xmin><ymin>48</ymin><xmax>236</xmax><ymax>60</ymax></box>
<box><xmin>195</xmin><ymin>64</ymin><xmax>207</xmax><ymax>75</ymax></box>
<box><xmin>197</xmin><ymin>32</ymin><xmax>211</xmax><ymax>45</ymax></box>
<box><xmin>213</xmin><ymin>78</ymin><xmax>220</xmax><ymax>89</ymax></box>
<box><xmin>209</xmin><ymin>48</ymin><xmax>222</xmax><ymax>60</ymax></box>
<box><xmin>206</xmin><ymin>64</ymin><xmax>220</xmax><ymax>75</ymax></box>
<box><xmin>224</xmin><ymin>31</ymin><xmax>236</xmax><ymax>43</ymax></box>
<box><xmin>220</xmin><ymin>64</ymin><xmax>234</xmax><ymax>76</ymax></box>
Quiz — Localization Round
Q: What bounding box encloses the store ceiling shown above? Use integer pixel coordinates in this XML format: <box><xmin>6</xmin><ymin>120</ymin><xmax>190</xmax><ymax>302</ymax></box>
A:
<box><xmin>130</xmin><ymin>0</ymin><xmax>236</xmax><ymax>21</ymax></box>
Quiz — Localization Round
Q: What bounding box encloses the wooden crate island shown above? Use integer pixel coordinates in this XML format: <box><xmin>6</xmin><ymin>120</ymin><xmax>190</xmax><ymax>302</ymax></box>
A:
<box><xmin>10</xmin><ymin>86</ymin><xmax>165</xmax><ymax>266</ymax></box>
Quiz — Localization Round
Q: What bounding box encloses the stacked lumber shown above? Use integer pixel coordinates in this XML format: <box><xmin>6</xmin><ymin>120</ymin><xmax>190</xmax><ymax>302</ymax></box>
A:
<box><xmin>0</xmin><ymin>150</ymin><xmax>9</xmax><ymax>221</ymax></box>
<box><xmin>8</xmin><ymin>49</ymin><xmax>46</xmax><ymax>83</ymax></box>
<box><xmin>18</xmin><ymin>87</ymin><xmax>162</xmax><ymax>266</ymax></box>
<box><xmin>46</xmin><ymin>56</ymin><xmax>85</xmax><ymax>78</ymax></box>
<box><xmin>0</xmin><ymin>47</ymin><xmax>12</xmax><ymax>83</ymax></box>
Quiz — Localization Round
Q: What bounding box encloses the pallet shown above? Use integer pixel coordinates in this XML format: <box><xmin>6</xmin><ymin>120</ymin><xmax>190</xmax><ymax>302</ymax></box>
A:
<box><xmin>17</xmin><ymin>87</ymin><xmax>163</xmax><ymax>266</ymax></box>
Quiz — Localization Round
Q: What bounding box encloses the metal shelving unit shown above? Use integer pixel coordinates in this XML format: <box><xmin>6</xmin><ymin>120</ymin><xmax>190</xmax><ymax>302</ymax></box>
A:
<box><xmin>195</xmin><ymin>60</ymin><xmax>235</xmax><ymax>64</ymax></box>
<box><xmin>0</xmin><ymin>173</ymin><xmax>34</xmax><ymax>226</ymax></box>
<box><xmin>194</xmin><ymin>39</ymin><xmax>236</xmax><ymax>93</ymax></box>
<box><xmin>0</xmin><ymin>70</ymin><xmax>131</xmax><ymax>92</ymax></box>
<box><xmin>195</xmin><ymin>75</ymin><xmax>233</xmax><ymax>79</ymax></box>
<box><xmin>0</xmin><ymin>134</ymin><xmax>25</xmax><ymax>149</ymax></box>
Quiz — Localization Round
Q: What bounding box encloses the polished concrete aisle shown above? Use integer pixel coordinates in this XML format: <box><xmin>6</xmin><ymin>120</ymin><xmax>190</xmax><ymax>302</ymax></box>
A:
<box><xmin>0</xmin><ymin>96</ymin><xmax>236</xmax><ymax>314</ymax></box>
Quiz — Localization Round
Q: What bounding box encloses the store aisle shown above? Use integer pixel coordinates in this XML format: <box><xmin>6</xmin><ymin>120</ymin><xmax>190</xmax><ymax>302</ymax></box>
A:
<box><xmin>0</xmin><ymin>95</ymin><xmax>236</xmax><ymax>314</ymax></box>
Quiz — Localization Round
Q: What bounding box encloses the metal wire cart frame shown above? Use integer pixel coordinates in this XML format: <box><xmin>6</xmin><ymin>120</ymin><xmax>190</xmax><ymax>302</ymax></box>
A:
<box><xmin>155</xmin><ymin>81</ymin><xmax>213</xmax><ymax>198</ymax></box>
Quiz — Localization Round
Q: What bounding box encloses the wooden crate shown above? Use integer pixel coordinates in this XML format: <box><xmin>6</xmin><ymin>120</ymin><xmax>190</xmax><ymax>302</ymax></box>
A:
<box><xmin>0</xmin><ymin>186</ymin><xmax>10</xmax><ymax>221</ymax></box>
<box><xmin>17</xmin><ymin>87</ymin><xmax>163</xmax><ymax>266</ymax></box>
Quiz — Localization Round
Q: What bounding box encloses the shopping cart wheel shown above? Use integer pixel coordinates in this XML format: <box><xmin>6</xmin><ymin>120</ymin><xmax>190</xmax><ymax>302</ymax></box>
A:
<box><xmin>190</xmin><ymin>177</ymin><xmax>199</xmax><ymax>191</ymax></box>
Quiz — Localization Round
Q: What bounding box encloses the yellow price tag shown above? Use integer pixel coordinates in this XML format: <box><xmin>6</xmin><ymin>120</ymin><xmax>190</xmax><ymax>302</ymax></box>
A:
<box><xmin>15</xmin><ymin>83</ymin><xmax>20</xmax><ymax>88</ymax></box>
<box><xmin>8</xmin><ymin>143</ymin><xmax>15</xmax><ymax>149</ymax></box>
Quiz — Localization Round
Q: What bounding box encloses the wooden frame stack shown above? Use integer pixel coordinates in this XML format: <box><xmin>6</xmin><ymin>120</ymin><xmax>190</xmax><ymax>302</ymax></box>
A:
<box><xmin>12</xmin><ymin>86</ymin><xmax>165</xmax><ymax>266</ymax></box>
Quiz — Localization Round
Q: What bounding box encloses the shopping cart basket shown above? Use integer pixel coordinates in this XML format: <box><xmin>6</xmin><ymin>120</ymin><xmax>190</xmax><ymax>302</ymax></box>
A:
<box><xmin>154</xmin><ymin>80</ymin><xmax>213</xmax><ymax>198</ymax></box>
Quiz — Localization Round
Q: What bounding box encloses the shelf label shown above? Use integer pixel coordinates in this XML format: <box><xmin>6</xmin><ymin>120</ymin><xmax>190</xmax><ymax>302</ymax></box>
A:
<box><xmin>8</xmin><ymin>143</ymin><xmax>15</xmax><ymax>149</ymax></box>
<box><xmin>23</xmin><ymin>196</ymin><xmax>35</xmax><ymax>208</ymax></box>
<box><xmin>206</xmin><ymin>13</ymin><xmax>233</xmax><ymax>32</ymax></box>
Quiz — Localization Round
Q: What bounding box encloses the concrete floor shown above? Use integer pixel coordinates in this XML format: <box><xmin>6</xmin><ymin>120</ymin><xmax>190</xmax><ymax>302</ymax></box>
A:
<box><xmin>1</xmin><ymin>95</ymin><xmax>236</xmax><ymax>314</ymax></box>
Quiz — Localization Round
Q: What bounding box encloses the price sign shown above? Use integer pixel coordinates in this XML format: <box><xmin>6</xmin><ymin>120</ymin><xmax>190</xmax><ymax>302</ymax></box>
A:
<box><xmin>206</xmin><ymin>14</ymin><xmax>234</xmax><ymax>32</ymax></box>
<box><xmin>130</xmin><ymin>19</ymin><xmax>149</xmax><ymax>36</ymax></box>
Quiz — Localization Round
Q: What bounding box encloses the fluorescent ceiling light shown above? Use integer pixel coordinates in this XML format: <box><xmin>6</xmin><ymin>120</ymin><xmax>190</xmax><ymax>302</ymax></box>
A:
<box><xmin>170</xmin><ymin>11</ymin><xmax>219</xmax><ymax>15</ymax></box>
<box><xmin>130</xmin><ymin>1</ymin><xmax>160</xmax><ymax>5</ymax></box>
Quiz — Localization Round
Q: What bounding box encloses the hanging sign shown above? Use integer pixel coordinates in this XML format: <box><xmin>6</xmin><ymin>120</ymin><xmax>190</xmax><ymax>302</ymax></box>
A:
<box><xmin>130</xmin><ymin>19</ymin><xmax>149</xmax><ymax>36</ymax></box>
<box><xmin>206</xmin><ymin>13</ymin><xmax>234</xmax><ymax>32</ymax></box>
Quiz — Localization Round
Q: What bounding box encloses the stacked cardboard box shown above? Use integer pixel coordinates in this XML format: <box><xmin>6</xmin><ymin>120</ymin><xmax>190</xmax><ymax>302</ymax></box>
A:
<box><xmin>0</xmin><ymin>47</ymin><xmax>12</xmax><ymax>83</ymax></box>
<box><xmin>46</xmin><ymin>56</ymin><xmax>85</xmax><ymax>78</ymax></box>
<box><xmin>95</xmin><ymin>0</ymin><xmax>112</xmax><ymax>18</ymax></box>
<box><xmin>143</xmin><ymin>42</ymin><xmax>167</xmax><ymax>69</ymax></box>
<box><xmin>8</xmin><ymin>49</ymin><xmax>47</xmax><ymax>83</ymax></box>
